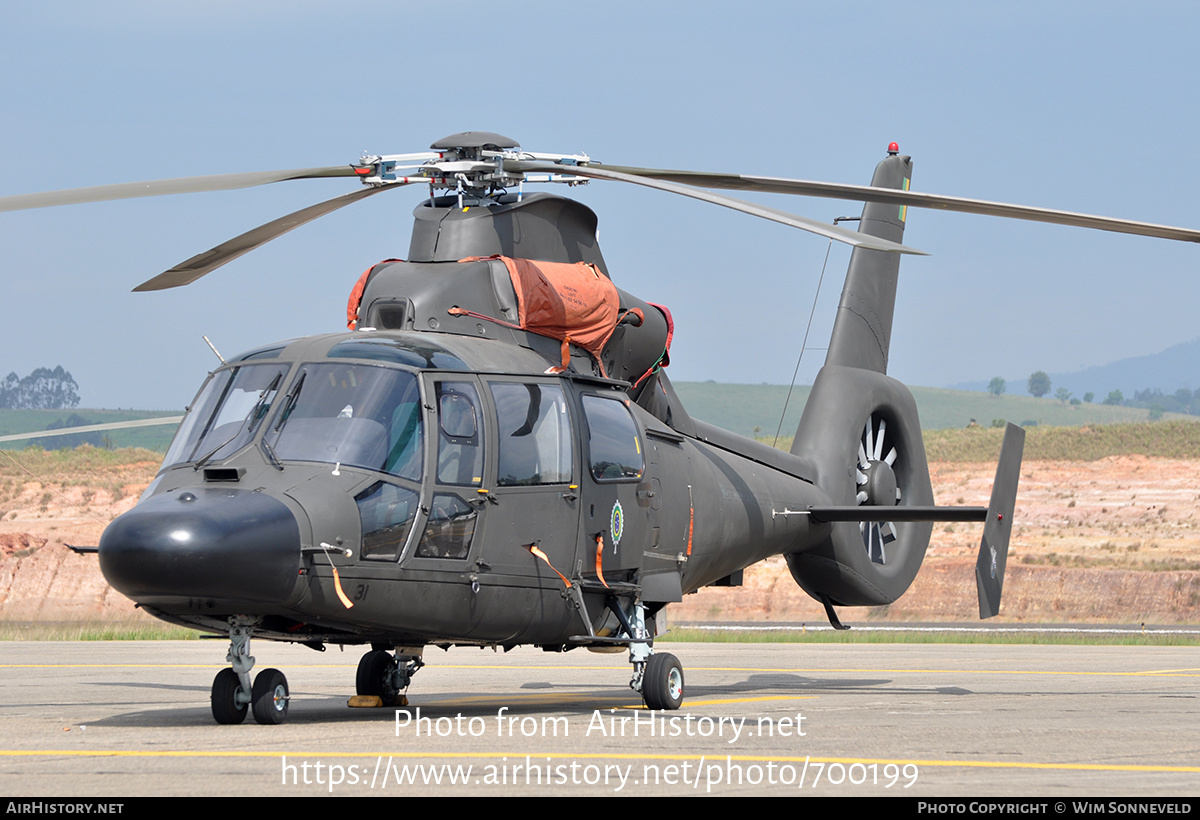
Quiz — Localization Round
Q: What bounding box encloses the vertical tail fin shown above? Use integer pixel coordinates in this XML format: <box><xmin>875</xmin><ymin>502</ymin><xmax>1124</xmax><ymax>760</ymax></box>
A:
<box><xmin>824</xmin><ymin>149</ymin><xmax>913</xmax><ymax>374</ymax></box>
<box><xmin>786</xmin><ymin>148</ymin><xmax>930</xmax><ymax>609</ymax></box>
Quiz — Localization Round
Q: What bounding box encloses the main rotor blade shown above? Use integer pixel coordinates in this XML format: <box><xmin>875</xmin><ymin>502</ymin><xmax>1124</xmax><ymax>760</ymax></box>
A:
<box><xmin>511</xmin><ymin>162</ymin><xmax>927</xmax><ymax>255</ymax></box>
<box><xmin>0</xmin><ymin>415</ymin><xmax>182</xmax><ymax>444</ymax></box>
<box><xmin>598</xmin><ymin>164</ymin><xmax>1200</xmax><ymax>245</ymax></box>
<box><xmin>0</xmin><ymin>166</ymin><xmax>360</xmax><ymax>212</ymax></box>
<box><xmin>133</xmin><ymin>183</ymin><xmax>407</xmax><ymax>291</ymax></box>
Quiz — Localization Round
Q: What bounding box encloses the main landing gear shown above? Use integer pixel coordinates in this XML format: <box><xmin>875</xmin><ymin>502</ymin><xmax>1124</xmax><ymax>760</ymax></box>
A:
<box><xmin>211</xmin><ymin>617</ymin><xmax>290</xmax><ymax>725</ymax></box>
<box><xmin>354</xmin><ymin>646</ymin><xmax>424</xmax><ymax>707</ymax></box>
<box><xmin>625</xmin><ymin>604</ymin><xmax>685</xmax><ymax>710</ymax></box>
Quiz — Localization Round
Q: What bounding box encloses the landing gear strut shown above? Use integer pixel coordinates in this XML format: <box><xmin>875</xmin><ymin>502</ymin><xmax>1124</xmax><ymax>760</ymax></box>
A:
<box><xmin>210</xmin><ymin>616</ymin><xmax>290</xmax><ymax>725</ymax></box>
<box><xmin>626</xmin><ymin>604</ymin><xmax>684</xmax><ymax>710</ymax></box>
<box><xmin>355</xmin><ymin>646</ymin><xmax>424</xmax><ymax>707</ymax></box>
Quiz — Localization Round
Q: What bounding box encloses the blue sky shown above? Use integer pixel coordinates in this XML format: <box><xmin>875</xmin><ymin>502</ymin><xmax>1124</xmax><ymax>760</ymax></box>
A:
<box><xmin>2</xmin><ymin>1</ymin><xmax>1197</xmax><ymax>409</ymax></box>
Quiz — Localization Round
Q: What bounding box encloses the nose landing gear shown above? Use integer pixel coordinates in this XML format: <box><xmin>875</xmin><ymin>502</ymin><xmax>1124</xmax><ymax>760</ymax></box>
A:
<box><xmin>210</xmin><ymin>617</ymin><xmax>291</xmax><ymax>725</ymax></box>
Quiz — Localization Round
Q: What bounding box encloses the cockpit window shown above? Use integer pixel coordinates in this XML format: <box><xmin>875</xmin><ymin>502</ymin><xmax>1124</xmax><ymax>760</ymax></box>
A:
<box><xmin>264</xmin><ymin>364</ymin><xmax>423</xmax><ymax>479</ymax></box>
<box><xmin>162</xmin><ymin>363</ymin><xmax>287</xmax><ymax>469</ymax></box>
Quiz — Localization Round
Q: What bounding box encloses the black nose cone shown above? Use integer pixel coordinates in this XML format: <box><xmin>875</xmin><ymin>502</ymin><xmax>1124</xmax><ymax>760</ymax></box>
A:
<box><xmin>100</xmin><ymin>488</ymin><xmax>302</xmax><ymax>604</ymax></box>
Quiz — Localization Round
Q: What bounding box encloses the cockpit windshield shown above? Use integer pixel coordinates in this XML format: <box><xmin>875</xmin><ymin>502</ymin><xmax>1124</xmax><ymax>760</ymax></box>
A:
<box><xmin>162</xmin><ymin>363</ymin><xmax>287</xmax><ymax>469</ymax></box>
<box><xmin>263</xmin><ymin>363</ymin><xmax>423</xmax><ymax>480</ymax></box>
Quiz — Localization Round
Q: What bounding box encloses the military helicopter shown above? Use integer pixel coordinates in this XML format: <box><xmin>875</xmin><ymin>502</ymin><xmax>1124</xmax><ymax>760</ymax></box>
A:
<box><xmin>3</xmin><ymin>131</ymin><xmax>1198</xmax><ymax>725</ymax></box>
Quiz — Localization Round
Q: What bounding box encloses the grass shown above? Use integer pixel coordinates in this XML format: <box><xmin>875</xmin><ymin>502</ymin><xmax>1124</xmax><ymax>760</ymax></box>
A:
<box><xmin>0</xmin><ymin>444</ymin><xmax>162</xmax><ymax>506</ymax></box>
<box><xmin>765</xmin><ymin>420</ymin><xmax>1200</xmax><ymax>462</ymax></box>
<box><xmin>663</xmin><ymin>626</ymin><xmax>1200</xmax><ymax>646</ymax></box>
<box><xmin>0</xmin><ymin>620</ymin><xmax>199</xmax><ymax>641</ymax></box>
<box><xmin>0</xmin><ymin>444</ymin><xmax>162</xmax><ymax>477</ymax></box>
<box><xmin>923</xmin><ymin>419</ymin><xmax>1200</xmax><ymax>462</ymax></box>
<box><xmin>1020</xmin><ymin>552</ymin><xmax>1200</xmax><ymax>572</ymax></box>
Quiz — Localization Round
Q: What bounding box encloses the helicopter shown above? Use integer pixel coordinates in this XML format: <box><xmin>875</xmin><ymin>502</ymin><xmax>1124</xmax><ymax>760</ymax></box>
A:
<box><xmin>3</xmin><ymin>131</ymin><xmax>1198</xmax><ymax>725</ymax></box>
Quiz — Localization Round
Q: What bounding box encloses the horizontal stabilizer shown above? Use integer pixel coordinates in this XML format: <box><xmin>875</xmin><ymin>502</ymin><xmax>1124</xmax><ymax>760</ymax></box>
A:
<box><xmin>976</xmin><ymin>424</ymin><xmax>1026</xmax><ymax>619</ymax></box>
<box><xmin>806</xmin><ymin>505</ymin><xmax>986</xmax><ymax>523</ymax></box>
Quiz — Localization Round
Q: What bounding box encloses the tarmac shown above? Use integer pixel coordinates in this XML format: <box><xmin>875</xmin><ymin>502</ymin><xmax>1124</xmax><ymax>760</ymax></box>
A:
<box><xmin>1</xmin><ymin>639</ymin><xmax>1198</xmax><ymax>796</ymax></box>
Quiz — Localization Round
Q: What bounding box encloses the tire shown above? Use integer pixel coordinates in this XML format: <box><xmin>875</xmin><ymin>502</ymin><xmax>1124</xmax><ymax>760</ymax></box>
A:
<box><xmin>642</xmin><ymin>652</ymin><xmax>684</xmax><ymax>710</ymax></box>
<box><xmin>211</xmin><ymin>668</ymin><xmax>247</xmax><ymax>725</ymax></box>
<box><xmin>251</xmin><ymin>668</ymin><xmax>290</xmax><ymax>725</ymax></box>
<box><xmin>356</xmin><ymin>650</ymin><xmax>400</xmax><ymax>706</ymax></box>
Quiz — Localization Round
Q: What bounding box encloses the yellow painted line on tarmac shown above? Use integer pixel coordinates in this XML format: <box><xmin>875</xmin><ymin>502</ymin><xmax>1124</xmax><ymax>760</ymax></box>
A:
<box><xmin>4</xmin><ymin>662</ymin><xmax>1198</xmax><ymax>678</ymax></box>
<box><xmin>411</xmin><ymin>694</ymin><xmax>814</xmax><ymax>709</ymax></box>
<box><xmin>1</xmin><ymin>749</ymin><xmax>1198</xmax><ymax>775</ymax></box>
<box><xmin>666</xmin><ymin>695</ymin><xmax>816</xmax><ymax>707</ymax></box>
<box><xmin>0</xmin><ymin>664</ymin><xmax>222</xmax><ymax>669</ymax></box>
<box><xmin>418</xmin><ymin>693</ymin><xmax>636</xmax><ymax>707</ymax></box>
<box><xmin>690</xmin><ymin>666</ymin><xmax>1200</xmax><ymax>678</ymax></box>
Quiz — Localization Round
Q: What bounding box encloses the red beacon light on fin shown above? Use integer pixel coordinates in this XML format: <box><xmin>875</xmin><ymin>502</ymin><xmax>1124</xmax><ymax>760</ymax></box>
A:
<box><xmin>887</xmin><ymin>142</ymin><xmax>900</xmax><ymax>155</ymax></box>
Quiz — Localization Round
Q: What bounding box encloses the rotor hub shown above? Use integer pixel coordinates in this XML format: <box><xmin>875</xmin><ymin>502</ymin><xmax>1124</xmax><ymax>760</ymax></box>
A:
<box><xmin>354</xmin><ymin>133</ymin><xmax>592</xmax><ymax>197</ymax></box>
<box><xmin>861</xmin><ymin>459</ymin><xmax>898</xmax><ymax>508</ymax></box>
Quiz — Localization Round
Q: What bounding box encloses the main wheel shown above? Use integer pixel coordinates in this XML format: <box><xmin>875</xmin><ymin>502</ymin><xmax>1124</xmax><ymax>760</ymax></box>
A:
<box><xmin>251</xmin><ymin>668</ymin><xmax>290</xmax><ymax>725</ymax></box>
<box><xmin>356</xmin><ymin>650</ymin><xmax>400</xmax><ymax>706</ymax></box>
<box><xmin>642</xmin><ymin>653</ymin><xmax>684</xmax><ymax>710</ymax></box>
<box><xmin>211</xmin><ymin>668</ymin><xmax>248</xmax><ymax>725</ymax></box>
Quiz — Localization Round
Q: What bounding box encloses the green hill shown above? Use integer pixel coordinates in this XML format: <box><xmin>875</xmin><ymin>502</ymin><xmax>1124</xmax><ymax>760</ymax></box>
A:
<box><xmin>672</xmin><ymin>381</ymin><xmax>1188</xmax><ymax>438</ymax></box>
<box><xmin>0</xmin><ymin>409</ymin><xmax>180</xmax><ymax>451</ymax></box>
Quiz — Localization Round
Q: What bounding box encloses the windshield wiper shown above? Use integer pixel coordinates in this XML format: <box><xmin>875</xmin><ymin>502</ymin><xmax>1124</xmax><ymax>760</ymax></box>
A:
<box><xmin>273</xmin><ymin>371</ymin><xmax>307</xmax><ymax>434</ymax></box>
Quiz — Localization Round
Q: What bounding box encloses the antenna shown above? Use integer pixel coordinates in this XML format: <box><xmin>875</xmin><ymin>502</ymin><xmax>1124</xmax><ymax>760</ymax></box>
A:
<box><xmin>202</xmin><ymin>335</ymin><xmax>227</xmax><ymax>365</ymax></box>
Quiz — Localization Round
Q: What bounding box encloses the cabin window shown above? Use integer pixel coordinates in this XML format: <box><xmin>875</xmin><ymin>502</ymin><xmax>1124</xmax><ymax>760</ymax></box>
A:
<box><xmin>356</xmin><ymin>481</ymin><xmax>419</xmax><ymax>560</ymax></box>
<box><xmin>582</xmin><ymin>395</ymin><xmax>644</xmax><ymax>481</ymax></box>
<box><xmin>434</xmin><ymin>381</ymin><xmax>485</xmax><ymax>487</ymax></box>
<box><xmin>415</xmin><ymin>493</ymin><xmax>477</xmax><ymax>559</ymax></box>
<box><xmin>490</xmin><ymin>382</ymin><xmax>573</xmax><ymax>486</ymax></box>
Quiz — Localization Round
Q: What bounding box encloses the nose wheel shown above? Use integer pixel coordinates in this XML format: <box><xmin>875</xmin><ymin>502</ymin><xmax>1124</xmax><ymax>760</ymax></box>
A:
<box><xmin>251</xmin><ymin>668</ymin><xmax>290</xmax><ymax>724</ymax></box>
<box><xmin>210</xmin><ymin>617</ymin><xmax>291</xmax><ymax>725</ymax></box>
<box><xmin>211</xmin><ymin>667</ymin><xmax>248</xmax><ymax>725</ymax></box>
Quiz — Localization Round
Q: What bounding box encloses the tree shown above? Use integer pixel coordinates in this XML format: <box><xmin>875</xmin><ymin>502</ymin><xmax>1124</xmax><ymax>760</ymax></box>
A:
<box><xmin>1103</xmin><ymin>389</ymin><xmax>1124</xmax><ymax>406</ymax></box>
<box><xmin>1083</xmin><ymin>392</ymin><xmax>1095</xmax><ymax>404</ymax></box>
<box><xmin>987</xmin><ymin>377</ymin><xmax>1007</xmax><ymax>397</ymax></box>
<box><xmin>34</xmin><ymin>413</ymin><xmax>101</xmax><ymax>450</ymax></box>
<box><xmin>0</xmin><ymin>366</ymin><xmax>80</xmax><ymax>410</ymax></box>
<box><xmin>1055</xmin><ymin>387</ymin><xmax>1072</xmax><ymax>405</ymax></box>
<box><xmin>1027</xmin><ymin>371</ymin><xmax>1051</xmax><ymax>398</ymax></box>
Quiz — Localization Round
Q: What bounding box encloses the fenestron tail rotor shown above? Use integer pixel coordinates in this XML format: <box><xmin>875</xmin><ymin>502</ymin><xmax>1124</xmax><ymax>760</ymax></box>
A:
<box><xmin>856</xmin><ymin>414</ymin><xmax>901</xmax><ymax>564</ymax></box>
